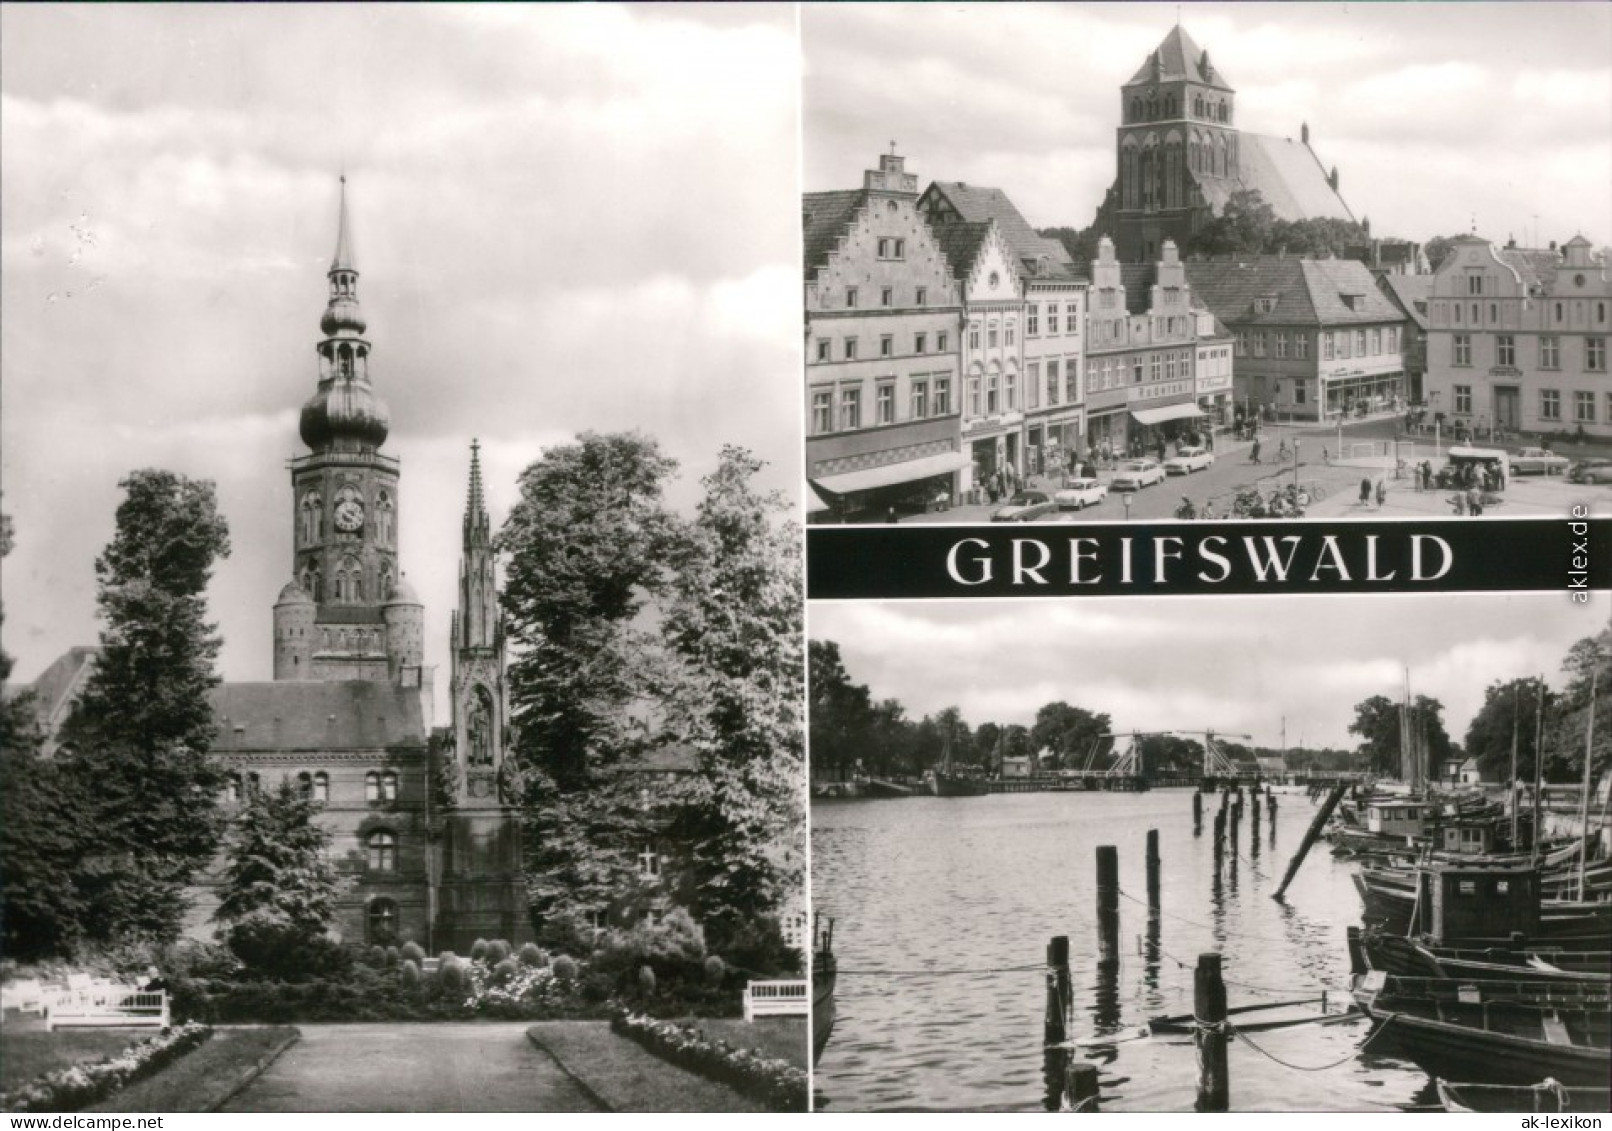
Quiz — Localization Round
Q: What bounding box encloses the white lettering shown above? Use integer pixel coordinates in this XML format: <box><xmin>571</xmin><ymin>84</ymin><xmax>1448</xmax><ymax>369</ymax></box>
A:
<box><xmin>1241</xmin><ymin>536</ymin><xmax>1303</xmax><ymax>582</ymax></box>
<box><xmin>1365</xmin><ymin>535</ymin><xmax>1396</xmax><ymax>582</ymax></box>
<box><xmin>1410</xmin><ymin>534</ymin><xmax>1454</xmax><ymax>581</ymax></box>
<box><xmin>1120</xmin><ymin>537</ymin><xmax>1134</xmax><ymax>584</ymax></box>
<box><xmin>1308</xmin><ymin>535</ymin><xmax>1352</xmax><ymax>582</ymax></box>
<box><xmin>1154</xmin><ymin>536</ymin><xmax>1184</xmax><ymax>583</ymax></box>
<box><xmin>946</xmin><ymin>538</ymin><xmax>992</xmax><ymax>586</ymax></box>
<box><xmin>1196</xmin><ymin>536</ymin><xmax>1231</xmax><ymax>583</ymax></box>
<box><xmin>1069</xmin><ymin>538</ymin><xmax>1102</xmax><ymax>584</ymax></box>
<box><xmin>1012</xmin><ymin>539</ymin><xmax>1052</xmax><ymax>585</ymax></box>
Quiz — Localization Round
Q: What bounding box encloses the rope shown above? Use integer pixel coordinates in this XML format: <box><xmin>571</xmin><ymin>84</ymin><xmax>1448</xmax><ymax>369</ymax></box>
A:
<box><xmin>834</xmin><ymin>961</ymin><xmax>1045</xmax><ymax>978</ymax></box>
<box><xmin>1116</xmin><ymin>888</ymin><xmax>1312</xmax><ymax>945</ymax></box>
<box><xmin>1208</xmin><ymin>1012</ymin><xmax>1393</xmax><ymax>1073</ymax></box>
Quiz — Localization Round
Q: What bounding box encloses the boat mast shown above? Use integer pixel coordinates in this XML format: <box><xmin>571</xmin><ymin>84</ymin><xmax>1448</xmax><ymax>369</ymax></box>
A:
<box><xmin>1578</xmin><ymin>665</ymin><xmax>1598</xmax><ymax>902</ymax></box>
<box><xmin>1510</xmin><ymin>683</ymin><xmax>1521</xmax><ymax>847</ymax></box>
<box><xmin>1531</xmin><ymin>677</ymin><xmax>1546</xmax><ymax>868</ymax></box>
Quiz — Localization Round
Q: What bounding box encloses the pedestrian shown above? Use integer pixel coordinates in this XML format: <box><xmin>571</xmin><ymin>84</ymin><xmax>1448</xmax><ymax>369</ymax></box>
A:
<box><xmin>1359</xmin><ymin>476</ymin><xmax>1372</xmax><ymax>506</ymax></box>
<box><xmin>1250</xmin><ymin>439</ymin><xmax>1262</xmax><ymax>464</ymax></box>
<box><xmin>1421</xmin><ymin>461</ymin><xmax>1432</xmax><ymax>491</ymax></box>
<box><xmin>1375</xmin><ymin>478</ymin><xmax>1387</xmax><ymax>507</ymax></box>
<box><xmin>1467</xmin><ymin>486</ymin><xmax>1482</xmax><ymax>517</ymax></box>
<box><xmin>1452</xmin><ymin>491</ymin><xmax>1466</xmax><ymax>516</ymax></box>
<box><xmin>886</xmin><ymin>506</ymin><xmax>899</xmax><ymax>525</ymax></box>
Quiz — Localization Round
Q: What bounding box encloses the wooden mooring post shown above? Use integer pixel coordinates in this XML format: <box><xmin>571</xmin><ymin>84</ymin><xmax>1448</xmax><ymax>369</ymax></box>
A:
<box><xmin>1044</xmin><ymin>935</ymin><xmax>1071</xmax><ymax>1112</ymax></box>
<box><xmin>1062</xmin><ymin>1060</ymin><xmax>1101</xmax><ymax>1112</ymax></box>
<box><xmin>1096</xmin><ymin>846</ymin><xmax>1120</xmax><ymax>964</ymax></box>
<box><xmin>1146</xmin><ymin>828</ymin><xmax>1161</xmax><ymax>914</ymax></box>
<box><xmin>1192</xmin><ymin>790</ymin><xmax>1203</xmax><ymax>835</ymax></box>
<box><xmin>1213</xmin><ymin>810</ymin><xmax>1225</xmax><ymax>869</ymax></box>
<box><xmin>1194</xmin><ymin>953</ymin><xmax>1229</xmax><ymax>1112</ymax></box>
<box><xmin>1272</xmin><ymin>781</ymin><xmax>1349</xmax><ymax>899</ymax></box>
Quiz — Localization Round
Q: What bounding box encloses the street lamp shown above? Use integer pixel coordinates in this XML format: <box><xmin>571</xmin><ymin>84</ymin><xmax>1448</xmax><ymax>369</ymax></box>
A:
<box><xmin>1123</xmin><ymin>492</ymin><xmax>1134</xmax><ymax>522</ymax></box>
<box><xmin>1293</xmin><ymin>439</ymin><xmax>1302</xmax><ymax>495</ymax></box>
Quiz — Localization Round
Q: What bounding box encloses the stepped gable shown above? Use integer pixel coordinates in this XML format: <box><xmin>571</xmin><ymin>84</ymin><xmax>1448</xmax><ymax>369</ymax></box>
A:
<box><xmin>802</xmin><ymin>189</ymin><xmax>866</xmax><ymax>281</ymax></box>
<box><xmin>925</xmin><ymin>182</ymin><xmax>1071</xmax><ymax>266</ymax></box>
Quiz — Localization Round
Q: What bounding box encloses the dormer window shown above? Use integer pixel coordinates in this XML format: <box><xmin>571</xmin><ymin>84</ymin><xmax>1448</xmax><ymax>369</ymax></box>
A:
<box><xmin>1255</xmin><ymin>295</ymin><xmax>1276</xmax><ymax>314</ymax></box>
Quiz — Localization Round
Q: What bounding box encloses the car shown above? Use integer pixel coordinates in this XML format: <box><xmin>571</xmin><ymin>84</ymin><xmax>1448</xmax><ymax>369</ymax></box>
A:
<box><xmin>991</xmin><ymin>490</ymin><xmax>1056</xmax><ymax>522</ymax></box>
<box><xmin>1163</xmin><ymin>445</ymin><xmax>1214</xmax><ymax>475</ymax></box>
<box><xmin>1109</xmin><ymin>458</ymin><xmax>1165</xmax><ymax>491</ymax></box>
<box><xmin>1053</xmin><ymin>476</ymin><xmax>1109</xmax><ymax>511</ymax></box>
<box><xmin>1510</xmin><ymin>447</ymin><xmax>1571</xmax><ymax>475</ymax></box>
<box><xmin>1569</xmin><ymin>459</ymin><xmax>1612</xmax><ymax>485</ymax></box>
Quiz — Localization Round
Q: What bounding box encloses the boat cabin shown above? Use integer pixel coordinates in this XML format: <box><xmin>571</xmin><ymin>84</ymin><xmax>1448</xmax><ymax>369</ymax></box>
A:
<box><xmin>1415</xmin><ymin>864</ymin><xmax>1540</xmax><ymax>943</ymax></box>
<box><xmin>1438</xmin><ymin>817</ymin><xmax>1497</xmax><ymax>855</ymax></box>
<box><xmin>1366</xmin><ymin>800</ymin><xmax>1432</xmax><ymax>840</ymax></box>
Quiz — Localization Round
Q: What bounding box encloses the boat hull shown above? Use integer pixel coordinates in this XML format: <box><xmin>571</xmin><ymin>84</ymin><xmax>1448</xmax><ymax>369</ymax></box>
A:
<box><xmin>930</xmin><ymin>772</ymin><xmax>989</xmax><ymax>797</ymax></box>
<box><xmin>811</xmin><ymin>953</ymin><xmax>836</xmax><ymax>1064</ymax></box>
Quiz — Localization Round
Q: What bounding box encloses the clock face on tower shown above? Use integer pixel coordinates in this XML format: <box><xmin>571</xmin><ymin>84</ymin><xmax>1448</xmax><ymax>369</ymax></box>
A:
<box><xmin>333</xmin><ymin>487</ymin><xmax>365</xmax><ymax>533</ymax></box>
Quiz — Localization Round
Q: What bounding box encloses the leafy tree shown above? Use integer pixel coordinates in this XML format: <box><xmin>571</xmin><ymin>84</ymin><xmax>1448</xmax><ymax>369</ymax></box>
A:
<box><xmin>1029</xmin><ymin>702</ymin><xmax>1111</xmax><ymax>770</ymax></box>
<box><xmin>57</xmin><ymin>470</ymin><xmax>231</xmax><ymax>946</ymax></box>
<box><xmin>1424</xmin><ymin>235</ymin><xmax>1459</xmax><ymax>273</ymax></box>
<box><xmin>498</xmin><ymin>432</ymin><xmax>682</xmax><ymax>790</ymax></box>
<box><xmin>215</xmin><ymin>778</ymin><xmax>346</xmax><ymax>975</ymax></box>
<box><xmin>1039</xmin><ymin>225</ymin><xmax>1101</xmax><ymax>266</ymax></box>
<box><xmin>660</xmin><ymin>447</ymin><xmax>805</xmax><ymax>953</ymax></box>
<box><xmin>1547</xmin><ymin>629</ymin><xmax>1612</xmax><ymax>782</ymax></box>
<box><xmin>1186</xmin><ymin>189</ymin><xmax>1277</xmax><ymax>258</ymax></box>
<box><xmin>808</xmin><ymin>640</ymin><xmax>873</xmax><ymax>781</ymax></box>
<box><xmin>1348</xmin><ymin>693</ymin><xmax>1454</xmax><ymax>778</ymax></box>
<box><xmin>866</xmin><ymin>699</ymin><xmax>914</xmax><ymax>779</ymax></box>
<box><xmin>1270</xmin><ymin>216</ymin><xmax>1367</xmax><ymax>259</ymax></box>
<box><xmin>1464</xmin><ymin>676</ymin><xmax>1555</xmax><ymax>783</ymax></box>
<box><xmin>1139</xmin><ymin>735</ymin><xmax>1205</xmax><ymax>775</ymax></box>
<box><xmin>0</xmin><ymin>507</ymin><xmax>89</xmax><ymax>959</ymax></box>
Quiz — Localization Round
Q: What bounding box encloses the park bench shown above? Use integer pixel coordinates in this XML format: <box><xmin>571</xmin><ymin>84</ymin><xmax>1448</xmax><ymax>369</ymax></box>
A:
<box><xmin>742</xmin><ymin>979</ymin><xmax>808</xmax><ymax>1021</ymax></box>
<box><xmin>0</xmin><ymin>978</ymin><xmax>47</xmax><ymax>1016</ymax></box>
<box><xmin>46</xmin><ymin>988</ymin><xmax>169</xmax><ymax>1031</ymax></box>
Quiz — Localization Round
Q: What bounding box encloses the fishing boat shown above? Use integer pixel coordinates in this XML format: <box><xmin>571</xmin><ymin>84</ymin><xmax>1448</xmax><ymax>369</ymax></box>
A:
<box><xmin>926</xmin><ymin>724</ymin><xmax>989</xmax><ymax>797</ymax></box>
<box><xmin>1351</xmin><ymin>971</ymin><xmax>1612</xmax><ymax>1086</ymax></box>
<box><xmin>1353</xmin><ymin>864</ymin><xmax>1612</xmax><ymax>946</ymax></box>
<box><xmin>812</xmin><ymin>918</ymin><xmax>836</xmax><ymax>1064</ymax></box>
<box><xmin>1354</xmin><ymin>928</ymin><xmax>1612</xmax><ymax>985</ymax></box>
<box><xmin>1435</xmin><ymin>1078</ymin><xmax>1611</xmax><ymax>1113</ymax></box>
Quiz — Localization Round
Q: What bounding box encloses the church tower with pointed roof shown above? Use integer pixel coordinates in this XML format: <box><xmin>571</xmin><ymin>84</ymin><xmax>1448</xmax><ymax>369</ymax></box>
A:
<box><xmin>447</xmin><ymin>440</ymin><xmax>507</xmax><ymax>802</ymax></box>
<box><xmin>275</xmin><ymin>178</ymin><xmax>423</xmax><ymax>684</ymax></box>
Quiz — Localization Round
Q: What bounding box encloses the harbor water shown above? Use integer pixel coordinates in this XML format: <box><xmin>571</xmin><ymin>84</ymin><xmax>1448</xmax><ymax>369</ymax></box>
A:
<box><xmin>811</xmin><ymin>788</ymin><xmax>1441</xmax><ymax>1112</ymax></box>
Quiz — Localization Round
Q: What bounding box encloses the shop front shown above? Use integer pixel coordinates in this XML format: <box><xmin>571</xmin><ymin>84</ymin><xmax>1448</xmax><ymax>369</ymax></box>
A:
<box><xmin>1323</xmin><ymin>367</ymin><xmax>1406</xmax><ymax>418</ymax></box>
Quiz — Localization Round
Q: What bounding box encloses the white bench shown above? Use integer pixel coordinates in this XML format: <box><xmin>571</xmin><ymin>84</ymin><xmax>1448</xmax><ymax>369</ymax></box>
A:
<box><xmin>47</xmin><ymin>989</ymin><xmax>169</xmax><ymax>1031</ymax></box>
<box><xmin>0</xmin><ymin>978</ymin><xmax>47</xmax><ymax>1015</ymax></box>
<box><xmin>742</xmin><ymin>979</ymin><xmax>808</xmax><ymax>1021</ymax></box>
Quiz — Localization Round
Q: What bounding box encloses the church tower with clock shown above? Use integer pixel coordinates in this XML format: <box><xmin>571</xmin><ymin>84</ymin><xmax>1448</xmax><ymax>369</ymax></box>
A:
<box><xmin>274</xmin><ymin>178</ymin><xmax>424</xmax><ymax>685</ymax></box>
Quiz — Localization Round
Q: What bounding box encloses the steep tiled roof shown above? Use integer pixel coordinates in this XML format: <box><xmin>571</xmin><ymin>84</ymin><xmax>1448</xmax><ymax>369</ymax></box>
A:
<box><xmin>212</xmin><ymin>681</ymin><xmax>427</xmax><ymax>752</ymax></box>
<box><xmin>1236</xmin><ymin>134</ymin><xmax>1354</xmax><ymax>223</ymax></box>
<box><xmin>1498</xmin><ymin>246</ymin><xmax>1562</xmax><ymax>293</ymax></box>
<box><xmin>1378</xmin><ymin>273</ymin><xmax>1434</xmax><ymax>330</ymax></box>
<box><xmin>1183</xmin><ymin>257</ymin><xmax>1401</xmax><ymax>327</ymax></box>
<box><xmin>802</xmin><ymin>189</ymin><xmax>865</xmax><ymax>281</ymax></box>
<box><xmin>1126</xmin><ymin>26</ymin><xmax>1231</xmax><ymax>90</ymax></box>
<box><xmin>931</xmin><ymin>220</ymin><xmax>993</xmax><ymax>279</ymax></box>
<box><xmin>1184</xmin><ymin>259</ymin><xmax>1315</xmax><ymax>325</ymax></box>
<box><xmin>10</xmin><ymin>646</ymin><xmax>100</xmax><ymax>732</ymax></box>
<box><xmin>927</xmin><ymin>182</ymin><xmax>1071</xmax><ymax>266</ymax></box>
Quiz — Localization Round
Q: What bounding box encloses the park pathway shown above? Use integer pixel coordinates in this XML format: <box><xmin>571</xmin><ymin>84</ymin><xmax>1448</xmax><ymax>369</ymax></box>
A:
<box><xmin>219</xmin><ymin>1022</ymin><xmax>604</xmax><ymax>1112</ymax></box>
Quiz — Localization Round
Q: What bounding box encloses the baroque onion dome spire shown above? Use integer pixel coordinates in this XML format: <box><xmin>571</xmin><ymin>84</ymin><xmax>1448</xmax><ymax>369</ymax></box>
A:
<box><xmin>300</xmin><ymin>175</ymin><xmax>391</xmax><ymax>452</ymax></box>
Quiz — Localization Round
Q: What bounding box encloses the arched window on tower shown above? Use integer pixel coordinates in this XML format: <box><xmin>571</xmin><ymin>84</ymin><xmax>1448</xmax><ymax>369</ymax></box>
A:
<box><xmin>1165</xmin><ymin>94</ymin><xmax>1176</xmax><ymax>117</ymax></box>
<box><xmin>375</xmin><ymin>491</ymin><xmax>394</xmax><ymax>547</ymax></box>
<box><xmin>336</xmin><ymin>556</ymin><xmax>362</xmax><ymax>604</ymax></box>
<box><xmin>300</xmin><ymin>493</ymin><xmax>322</xmax><ymax>545</ymax></box>
<box><xmin>337</xmin><ymin>343</ymin><xmax>354</xmax><ymax>379</ymax></box>
<box><xmin>1131</xmin><ymin>97</ymin><xmax>1142</xmax><ymax>122</ymax></box>
<box><xmin>380</xmin><ymin>562</ymin><xmax>395</xmax><ymax>600</ymax></box>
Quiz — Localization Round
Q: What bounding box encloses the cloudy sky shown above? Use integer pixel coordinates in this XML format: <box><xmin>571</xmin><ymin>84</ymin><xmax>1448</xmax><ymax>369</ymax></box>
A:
<box><xmin>805</xmin><ymin>3</ymin><xmax>1612</xmax><ymax>249</ymax></box>
<box><xmin>811</xmin><ymin>594</ymin><xmax>1601</xmax><ymax>752</ymax></box>
<box><xmin>2</xmin><ymin>4</ymin><xmax>799</xmax><ymax>706</ymax></box>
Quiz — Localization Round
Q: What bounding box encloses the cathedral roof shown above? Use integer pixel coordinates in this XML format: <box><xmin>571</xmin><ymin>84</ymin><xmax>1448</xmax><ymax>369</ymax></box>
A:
<box><xmin>924</xmin><ymin>182</ymin><xmax>1071</xmax><ymax>269</ymax></box>
<box><xmin>1235</xmin><ymin>134</ymin><xmax>1355</xmax><ymax>223</ymax></box>
<box><xmin>802</xmin><ymin>189</ymin><xmax>867</xmax><ymax>281</ymax></box>
<box><xmin>1126</xmin><ymin>26</ymin><xmax>1231</xmax><ymax>91</ymax></box>
<box><xmin>385</xmin><ymin>575</ymin><xmax>422</xmax><ymax>605</ymax></box>
<box><xmin>212</xmin><ymin>681</ymin><xmax>427</xmax><ymax>752</ymax></box>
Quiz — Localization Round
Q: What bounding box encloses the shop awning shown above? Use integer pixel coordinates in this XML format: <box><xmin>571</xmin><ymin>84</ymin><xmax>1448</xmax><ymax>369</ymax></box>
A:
<box><xmin>805</xmin><ymin>483</ymin><xmax>833</xmax><ymax>514</ymax></box>
<box><xmin>810</xmin><ymin>451</ymin><xmax>969</xmax><ymax>495</ymax></box>
<box><xmin>1130</xmin><ymin>402</ymin><xmax>1205</xmax><ymax>426</ymax></box>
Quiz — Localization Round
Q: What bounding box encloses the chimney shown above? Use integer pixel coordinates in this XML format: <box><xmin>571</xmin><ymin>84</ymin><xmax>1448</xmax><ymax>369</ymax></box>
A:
<box><xmin>1301</xmin><ymin>122</ymin><xmax>1310</xmax><ymax>145</ymax></box>
<box><xmin>1329</xmin><ymin>167</ymin><xmax>1340</xmax><ymax>191</ymax></box>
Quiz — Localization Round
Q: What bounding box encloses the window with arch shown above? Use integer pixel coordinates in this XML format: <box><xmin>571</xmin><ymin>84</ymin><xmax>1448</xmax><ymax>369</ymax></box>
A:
<box><xmin>334</xmin><ymin>556</ymin><xmax>364</xmax><ymax>604</ymax></box>
<box><xmin>380</xmin><ymin>771</ymin><xmax>399</xmax><ymax>802</ymax></box>
<box><xmin>379</xmin><ymin>561</ymin><xmax>395</xmax><ymax>600</ymax></box>
<box><xmin>367</xmin><ymin>898</ymin><xmax>398</xmax><ymax>944</ymax></box>
<box><xmin>297</xmin><ymin>771</ymin><xmax>314</xmax><ymax>799</ymax></box>
<box><xmin>986</xmin><ymin>369</ymin><xmax>1000</xmax><ymax>414</ymax></box>
<box><xmin>367</xmin><ymin>830</ymin><xmax>398</xmax><ymax>872</ymax></box>
<box><xmin>224</xmin><ymin>773</ymin><xmax>242</xmax><ymax>804</ymax></box>
<box><xmin>246</xmin><ymin>772</ymin><xmax>261</xmax><ymax>794</ymax></box>
<box><xmin>300</xmin><ymin>493</ymin><xmax>322</xmax><ymax>545</ymax></box>
<box><xmin>375</xmin><ymin>491</ymin><xmax>394</xmax><ymax>547</ymax></box>
<box><xmin>365</xmin><ymin>771</ymin><xmax>380</xmax><ymax>802</ymax></box>
<box><xmin>300</xmin><ymin>560</ymin><xmax>322</xmax><ymax>602</ymax></box>
<box><xmin>313</xmin><ymin>772</ymin><xmax>329</xmax><ymax>803</ymax></box>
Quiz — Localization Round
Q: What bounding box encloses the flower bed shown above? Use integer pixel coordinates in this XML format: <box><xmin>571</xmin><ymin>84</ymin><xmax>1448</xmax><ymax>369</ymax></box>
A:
<box><xmin>611</xmin><ymin>1012</ymin><xmax>807</xmax><ymax>1113</ymax></box>
<box><xmin>1</xmin><ymin>1023</ymin><xmax>212</xmax><ymax>1113</ymax></box>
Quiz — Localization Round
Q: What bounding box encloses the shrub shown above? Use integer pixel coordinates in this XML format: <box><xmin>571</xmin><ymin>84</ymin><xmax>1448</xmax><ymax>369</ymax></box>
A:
<box><xmin>469</xmin><ymin>938</ymin><xmax>489</xmax><ymax>962</ymax></box>
<box><xmin>384</xmin><ymin>946</ymin><xmax>401</xmax><ymax>968</ymax></box>
<box><xmin>594</xmin><ymin>909</ymin><xmax>707</xmax><ymax>983</ymax></box>
<box><xmin>491</xmin><ymin>958</ymin><xmax>518</xmax><ymax>985</ymax></box>
<box><xmin>1</xmin><ymin>1022</ymin><xmax>213</xmax><ymax>1113</ymax></box>
<box><xmin>400</xmin><ymin>941</ymin><xmax>425</xmax><ymax>965</ymax></box>
<box><xmin>367</xmin><ymin>946</ymin><xmax>387</xmax><ymax>968</ymax></box>
<box><xmin>703</xmin><ymin>955</ymin><xmax>726</xmax><ymax>988</ymax></box>
<box><xmin>439</xmin><ymin>960</ymin><xmax>466</xmax><ymax>994</ymax></box>
<box><xmin>437</xmin><ymin>951</ymin><xmax>457</xmax><ymax>966</ymax></box>
<box><xmin>223</xmin><ymin>915</ymin><xmax>350</xmax><ymax>982</ymax></box>
<box><xmin>553</xmin><ymin>955</ymin><xmax>577</xmax><ymax>982</ymax></box>
<box><xmin>518</xmin><ymin>943</ymin><xmax>547</xmax><ymax>968</ymax></box>
<box><xmin>535</xmin><ymin>910</ymin><xmax>602</xmax><ymax>956</ymax></box>
<box><xmin>486</xmin><ymin>940</ymin><xmax>511</xmax><ymax>965</ymax></box>
<box><xmin>612</xmin><ymin>1012</ymin><xmax>806</xmax><ymax>1113</ymax></box>
<box><xmin>400</xmin><ymin>959</ymin><xmax>422</xmax><ymax>988</ymax></box>
<box><xmin>637</xmin><ymin>965</ymin><xmax>657</xmax><ymax>997</ymax></box>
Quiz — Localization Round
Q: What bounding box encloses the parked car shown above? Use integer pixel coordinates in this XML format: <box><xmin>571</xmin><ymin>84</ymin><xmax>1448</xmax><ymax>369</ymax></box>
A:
<box><xmin>1510</xmin><ymin>447</ymin><xmax>1571</xmax><ymax>475</ymax></box>
<box><xmin>1163</xmin><ymin>445</ymin><xmax>1214</xmax><ymax>475</ymax></box>
<box><xmin>991</xmin><ymin>490</ymin><xmax>1056</xmax><ymax>522</ymax></box>
<box><xmin>1569</xmin><ymin>459</ymin><xmax>1612</xmax><ymax>485</ymax></box>
<box><xmin>1110</xmin><ymin>459</ymin><xmax>1165</xmax><ymax>491</ymax></box>
<box><xmin>1054</xmin><ymin>476</ymin><xmax>1109</xmax><ymax>511</ymax></box>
